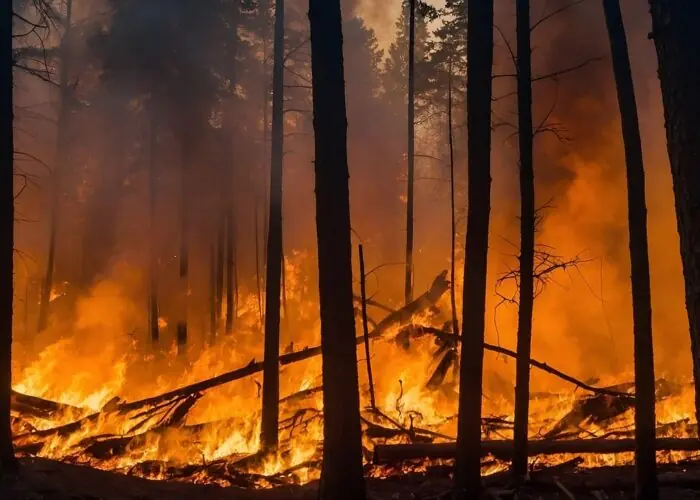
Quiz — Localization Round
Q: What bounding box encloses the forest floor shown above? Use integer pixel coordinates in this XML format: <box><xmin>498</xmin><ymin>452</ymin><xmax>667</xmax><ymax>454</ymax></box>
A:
<box><xmin>2</xmin><ymin>458</ymin><xmax>700</xmax><ymax>499</ymax></box>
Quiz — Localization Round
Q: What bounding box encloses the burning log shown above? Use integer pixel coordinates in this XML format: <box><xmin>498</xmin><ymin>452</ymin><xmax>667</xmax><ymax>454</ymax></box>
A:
<box><xmin>372</xmin><ymin>437</ymin><xmax>700</xmax><ymax>463</ymax></box>
<box><xmin>104</xmin><ymin>271</ymin><xmax>449</xmax><ymax>414</ymax></box>
<box><xmin>11</xmin><ymin>390</ymin><xmax>83</xmax><ymax>420</ymax></box>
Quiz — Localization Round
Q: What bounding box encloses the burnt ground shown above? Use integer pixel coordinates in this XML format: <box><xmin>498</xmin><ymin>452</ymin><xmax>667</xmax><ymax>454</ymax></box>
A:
<box><xmin>2</xmin><ymin>458</ymin><xmax>700</xmax><ymax>499</ymax></box>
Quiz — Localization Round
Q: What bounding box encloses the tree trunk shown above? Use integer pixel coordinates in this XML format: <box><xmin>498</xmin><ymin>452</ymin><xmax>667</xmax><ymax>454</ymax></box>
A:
<box><xmin>215</xmin><ymin>210</ymin><xmax>225</xmax><ymax>333</ymax></box>
<box><xmin>309</xmin><ymin>0</ymin><xmax>366</xmax><ymax>498</ymax></box>
<box><xmin>38</xmin><ymin>0</ymin><xmax>73</xmax><ymax>333</ymax></box>
<box><xmin>1</xmin><ymin>0</ymin><xmax>16</xmax><ymax>471</ymax></box>
<box><xmin>359</xmin><ymin>244</ymin><xmax>376</xmax><ymax>410</ymax></box>
<box><xmin>453</xmin><ymin>0</ymin><xmax>493</xmax><ymax>498</ymax></box>
<box><xmin>177</xmin><ymin>139</ymin><xmax>190</xmax><ymax>355</ymax></box>
<box><xmin>404</xmin><ymin>0</ymin><xmax>416</xmax><ymax>306</ymax></box>
<box><xmin>605</xmin><ymin>1</ymin><xmax>658</xmax><ymax>498</ymax></box>
<box><xmin>512</xmin><ymin>0</ymin><xmax>535</xmax><ymax>480</ymax></box>
<box><xmin>225</xmin><ymin>207</ymin><xmax>235</xmax><ymax>334</ymax></box>
<box><xmin>649</xmin><ymin>0</ymin><xmax>700</xmax><ymax>429</ymax></box>
<box><xmin>447</xmin><ymin>60</ymin><xmax>458</xmax><ymax>336</ymax></box>
<box><xmin>260</xmin><ymin>0</ymin><xmax>284</xmax><ymax>451</ymax></box>
<box><xmin>148</xmin><ymin>103</ymin><xmax>159</xmax><ymax>345</ymax></box>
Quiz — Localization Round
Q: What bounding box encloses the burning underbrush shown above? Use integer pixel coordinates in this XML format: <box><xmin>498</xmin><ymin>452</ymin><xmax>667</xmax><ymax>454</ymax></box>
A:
<box><xmin>9</xmin><ymin>263</ymin><xmax>700</xmax><ymax>489</ymax></box>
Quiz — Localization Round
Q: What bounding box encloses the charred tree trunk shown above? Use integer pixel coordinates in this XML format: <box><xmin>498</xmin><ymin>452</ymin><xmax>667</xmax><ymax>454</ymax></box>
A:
<box><xmin>215</xmin><ymin>210</ymin><xmax>225</xmax><ymax>333</ymax></box>
<box><xmin>260</xmin><ymin>0</ymin><xmax>284</xmax><ymax>451</ymax></box>
<box><xmin>404</xmin><ymin>0</ymin><xmax>416</xmax><ymax>306</ymax></box>
<box><xmin>1</xmin><ymin>0</ymin><xmax>16</xmax><ymax>471</ymax></box>
<box><xmin>447</xmin><ymin>61</ymin><xmax>458</xmax><ymax>336</ymax></box>
<box><xmin>177</xmin><ymin>138</ymin><xmax>190</xmax><ymax>355</ymax></box>
<box><xmin>148</xmin><ymin>104</ymin><xmax>159</xmax><ymax>345</ymax></box>
<box><xmin>225</xmin><ymin>207</ymin><xmax>235</xmax><ymax>334</ymax></box>
<box><xmin>309</xmin><ymin>1</ymin><xmax>366</xmax><ymax>498</ymax></box>
<box><xmin>359</xmin><ymin>244</ymin><xmax>376</xmax><ymax>410</ymax></box>
<box><xmin>512</xmin><ymin>0</ymin><xmax>535</xmax><ymax>480</ymax></box>
<box><xmin>605</xmin><ymin>1</ymin><xmax>658</xmax><ymax>498</ymax></box>
<box><xmin>453</xmin><ymin>0</ymin><xmax>493</xmax><ymax>498</ymax></box>
<box><xmin>38</xmin><ymin>0</ymin><xmax>72</xmax><ymax>333</ymax></box>
<box><xmin>649</xmin><ymin>0</ymin><xmax>700</xmax><ymax>429</ymax></box>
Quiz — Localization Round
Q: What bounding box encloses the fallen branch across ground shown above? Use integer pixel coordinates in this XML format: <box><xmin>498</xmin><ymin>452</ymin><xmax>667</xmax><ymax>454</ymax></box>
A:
<box><xmin>372</xmin><ymin>437</ymin><xmax>700</xmax><ymax>463</ymax></box>
<box><xmin>397</xmin><ymin>325</ymin><xmax>630</xmax><ymax>398</ymax></box>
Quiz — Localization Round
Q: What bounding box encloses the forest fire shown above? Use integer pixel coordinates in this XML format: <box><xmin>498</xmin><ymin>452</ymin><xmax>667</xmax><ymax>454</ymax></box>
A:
<box><xmin>7</xmin><ymin>262</ymin><xmax>699</xmax><ymax>488</ymax></box>
<box><xmin>7</xmin><ymin>0</ymin><xmax>700</xmax><ymax>498</ymax></box>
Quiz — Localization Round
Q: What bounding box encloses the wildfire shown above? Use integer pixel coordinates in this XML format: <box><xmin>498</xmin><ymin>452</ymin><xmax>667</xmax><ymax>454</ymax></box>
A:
<box><xmin>9</xmin><ymin>253</ymin><xmax>698</xmax><ymax>487</ymax></box>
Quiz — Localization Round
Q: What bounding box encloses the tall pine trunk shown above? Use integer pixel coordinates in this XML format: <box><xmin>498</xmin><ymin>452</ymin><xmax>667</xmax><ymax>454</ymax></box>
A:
<box><xmin>605</xmin><ymin>1</ymin><xmax>658</xmax><ymax>498</ymax></box>
<box><xmin>648</xmin><ymin>0</ymin><xmax>700</xmax><ymax>428</ymax></box>
<box><xmin>260</xmin><ymin>0</ymin><xmax>284</xmax><ymax>451</ymax></box>
<box><xmin>309</xmin><ymin>1</ymin><xmax>366</xmax><ymax>498</ymax></box>
<box><xmin>447</xmin><ymin>61</ymin><xmax>458</xmax><ymax>335</ymax></box>
<box><xmin>38</xmin><ymin>0</ymin><xmax>72</xmax><ymax>333</ymax></box>
<box><xmin>148</xmin><ymin>103</ymin><xmax>159</xmax><ymax>345</ymax></box>
<box><xmin>404</xmin><ymin>0</ymin><xmax>416</xmax><ymax>305</ymax></box>
<box><xmin>177</xmin><ymin>135</ymin><xmax>190</xmax><ymax>354</ymax></box>
<box><xmin>225</xmin><ymin>207</ymin><xmax>235</xmax><ymax>334</ymax></box>
<box><xmin>453</xmin><ymin>0</ymin><xmax>493</xmax><ymax>498</ymax></box>
<box><xmin>1</xmin><ymin>0</ymin><xmax>16</xmax><ymax>471</ymax></box>
<box><xmin>512</xmin><ymin>0</ymin><xmax>535</xmax><ymax>480</ymax></box>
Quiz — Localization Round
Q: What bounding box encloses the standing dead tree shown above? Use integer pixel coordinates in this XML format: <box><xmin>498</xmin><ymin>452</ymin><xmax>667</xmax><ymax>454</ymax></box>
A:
<box><xmin>648</xmin><ymin>0</ymin><xmax>700</xmax><ymax>429</ymax></box>
<box><xmin>37</xmin><ymin>0</ymin><xmax>72</xmax><ymax>334</ymax></box>
<box><xmin>512</xmin><ymin>0</ymin><xmax>534</xmax><ymax>480</ymax></box>
<box><xmin>604</xmin><ymin>0</ymin><xmax>658</xmax><ymax>498</ymax></box>
<box><xmin>309</xmin><ymin>0</ymin><xmax>366</xmax><ymax>497</ymax></box>
<box><xmin>405</xmin><ymin>0</ymin><xmax>416</xmax><ymax>306</ymax></box>
<box><xmin>261</xmin><ymin>0</ymin><xmax>284</xmax><ymax>451</ymax></box>
<box><xmin>453</xmin><ymin>0</ymin><xmax>494</xmax><ymax>498</ymax></box>
<box><xmin>2</xmin><ymin>0</ymin><xmax>16</xmax><ymax>473</ymax></box>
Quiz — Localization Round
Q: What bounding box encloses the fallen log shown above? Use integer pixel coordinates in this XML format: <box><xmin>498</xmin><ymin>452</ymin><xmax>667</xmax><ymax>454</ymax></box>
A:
<box><xmin>372</xmin><ymin>437</ymin><xmax>700</xmax><ymax>463</ymax></box>
<box><xmin>11</xmin><ymin>390</ymin><xmax>83</xmax><ymax>420</ymax></box>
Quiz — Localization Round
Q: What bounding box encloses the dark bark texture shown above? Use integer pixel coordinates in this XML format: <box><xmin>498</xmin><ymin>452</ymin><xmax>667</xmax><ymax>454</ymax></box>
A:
<box><xmin>1</xmin><ymin>0</ymin><xmax>16</xmax><ymax>471</ymax></box>
<box><xmin>453</xmin><ymin>0</ymin><xmax>494</xmax><ymax>498</ymax></box>
<box><xmin>261</xmin><ymin>0</ymin><xmax>284</xmax><ymax>450</ymax></box>
<box><xmin>404</xmin><ymin>0</ymin><xmax>416</xmax><ymax>306</ymax></box>
<box><xmin>513</xmin><ymin>0</ymin><xmax>535</xmax><ymax>481</ymax></box>
<box><xmin>606</xmin><ymin>1</ymin><xmax>658</xmax><ymax>498</ymax></box>
<box><xmin>309</xmin><ymin>0</ymin><xmax>366</xmax><ymax>498</ymax></box>
<box><xmin>649</xmin><ymin>0</ymin><xmax>700</xmax><ymax>427</ymax></box>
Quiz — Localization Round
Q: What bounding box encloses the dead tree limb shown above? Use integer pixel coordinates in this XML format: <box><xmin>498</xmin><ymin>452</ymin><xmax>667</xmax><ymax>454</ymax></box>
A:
<box><xmin>373</xmin><ymin>437</ymin><xmax>700</xmax><ymax>463</ymax></box>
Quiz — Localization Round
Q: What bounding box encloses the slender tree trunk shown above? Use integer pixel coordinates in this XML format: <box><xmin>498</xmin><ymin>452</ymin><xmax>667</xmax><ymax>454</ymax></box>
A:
<box><xmin>605</xmin><ymin>2</ymin><xmax>658</xmax><ymax>498</ymax></box>
<box><xmin>447</xmin><ymin>61</ymin><xmax>458</xmax><ymax>336</ymax></box>
<box><xmin>453</xmin><ymin>0</ymin><xmax>493</xmax><ymax>498</ymax></box>
<box><xmin>209</xmin><ymin>243</ymin><xmax>217</xmax><ymax>343</ymax></box>
<box><xmin>255</xmin><ymin>202</ymin><xmax>263</xmax><ymax>324</ymax></box>
<box><xmin>309</xmin><ymin>1</ymin><xmax>366</xmax><ymax>498</ymax></box>
<box><xmin>148</xmin><ymin>103</ymin><xmax>159</xmax><ymax>345</ymax></box>
<box><xmin>215</xmin><ymin>210</ymin><xmax>225</xmax><ymax>332</ymax></box>
<box><xmin>260</xmin><ymin>0</ymin><xmax>284</xmax><ymax>451</ymax></box>
<box><xmin>1</xmin><ymin>0</ymin><xmax>16</xmax><ymax>471</ymax></box>
<box><xmin>648</xmin><ymin>0</ymin><xmax>700</xmax><ymax>429</ymax></box>
<box><xmin>225</xmin><ymin>207</ymin><xmax>235</xmax><ymax>334</ymax></box>
<box><xmin>177</xmin><ymin>139</ymin><xmax>190</xmax><ymax>355</ymax></box>
<box><xmin>359</xmin><ymin>244</ymin><xmax>376</xmax><ymax>410</ymax></box>
<box><xmin>512</xmin><ymin>0</ymin><xmax>535</xmax><ymax>480</ymax></box>
<box><xmin>38</xmin><ymin>0</ymin><xmax>73</xmax><ymax>332</ymax></box>
<box><xmin>404</xmin><ymin>0</ymin><xmax>416</xmax><ymax>306</ymax></box>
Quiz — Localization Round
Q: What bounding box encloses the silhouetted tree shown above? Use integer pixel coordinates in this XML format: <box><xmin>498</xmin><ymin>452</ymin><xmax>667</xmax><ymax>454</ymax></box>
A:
<box><xmin>453</xmin><ymin>0</ymin><xmax>493</xmax><ymax>497</ymax></box>
<box><xmin>261</xmin><ymin>0</ymin><xmax>284</xmax><ymax>451</ymax></box>
<box><xmin>37</xmin><ymin>0</ymin><xmax>72</xmax><ymax>333</ymax></box>
<box><xmin>309</xmin><ymin>0</ymin><xmax>366</xmax><ymax>498</ymax></box>
<box><xmin>512</xmin><ymin>0</ymin><xmax>535</xmax><ymax>480</ymax></box>
<box><xmin>605</xmin><ymin>1</ymin><xmax>658</xmax><ymax>498</ymax></box>
<box><xmin>405</xmin><ymin>0</ymin><xmax>416</xmax><ymax>305</ymax></box>
<box><xmin>649</xmin><ymin>0</ymin><xmax>700</xmax><ymax>429</ymax></box>
<box><xmin>1</xmin><ymin>0</ymin><xmax>16</xmax><ymax>472</ymax></box>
